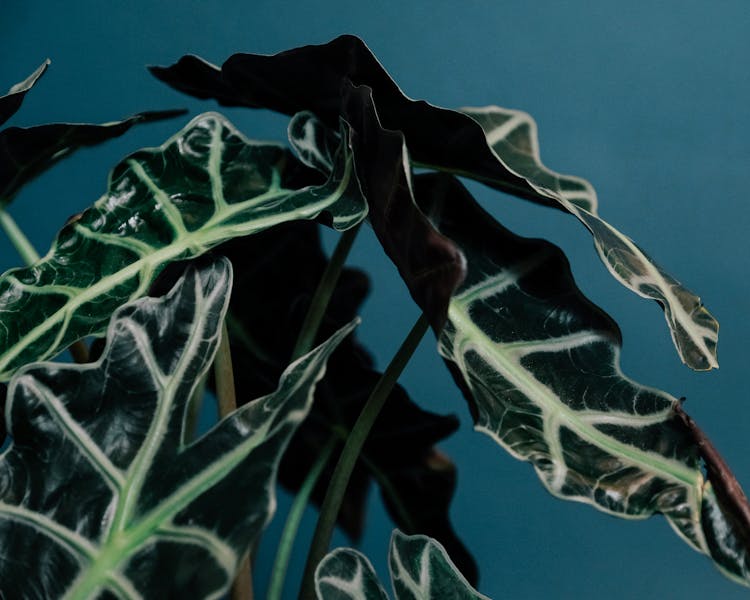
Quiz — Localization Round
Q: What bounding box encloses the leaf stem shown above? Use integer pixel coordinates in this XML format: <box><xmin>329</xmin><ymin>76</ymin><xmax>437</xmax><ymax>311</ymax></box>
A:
<box><xmin>213</xmin><ymin>319</ymin><xmax>253</xmax><ymax>600</ymax></box>
<box><xmin>267</xmin><ymin>438</ymin><xmax>336</xmax><ymax>600</ymax></box>
<box><xmin>0</xmin><ymin>207</ymin><xmax>41</xmax><ymax>265</ymax></box>
<box><xmin>299</xmin><ymin>313</ymin><xmax>430</xmax><ymax>599</ymax></box>
<box><xmin>291</xmin><ymin>223</ymin><xmax>361</xmax><ymax>360</ymax></box>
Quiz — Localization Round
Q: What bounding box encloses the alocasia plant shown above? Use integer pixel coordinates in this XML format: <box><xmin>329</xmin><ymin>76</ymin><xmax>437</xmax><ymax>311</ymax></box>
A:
<box><xmin>0</xmin><ymin>36</ymin><xmax>746</xmax><ymax>599</ymax></box>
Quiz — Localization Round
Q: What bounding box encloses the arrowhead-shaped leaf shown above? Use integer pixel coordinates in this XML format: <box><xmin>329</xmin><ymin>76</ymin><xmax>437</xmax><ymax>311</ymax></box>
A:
<box><xmin>315</xmin><ymin>530</ymin><xmax>488</xmax><ymax>600</ymax></box>
<box><xmin>415</xmin><ymin>173</ymin><xmax>749</xmax><ymax>585</ymax></box>
<box><xmin>0</xmin><ymin>109</ymin><xmax>188</xmax><ymax>206</ymax></box>
<box><xmin>0</xmin><ymin>111</ymin><xmax>366</xmax><ymax>381</ymax></box>
<box><xmin>217</xmin><ymin>220</ymin><xmax>477</xmax><ymax>583</ymax></box>
<box><xmin>150</xmin><ymin>35</ymin><xmax>719</xmax><ymax>370</ymax></box>
<box><xmin>0</xmin><ymin>60</ymin><xmax>49</xmax><ymax>127</ymax></box>
<box><xmin>0</xmin><ymin>256</ymin><xmax>355</xmax><ymax>598</ymax></box>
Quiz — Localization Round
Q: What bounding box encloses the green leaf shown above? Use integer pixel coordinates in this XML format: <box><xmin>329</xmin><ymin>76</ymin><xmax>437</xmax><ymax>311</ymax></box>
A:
<box><xmin>0</xmin><ymin>109</ymin><xmax>188</xmax><ymax>206</ymax></box>
<box><xmin>0</xmin><ymin>111</ymin><xmax>366</xmax><ymax>381</ymax></box>
<box><xmin>0</xmin><ymin>59</ymin><xmax>49</xmax><ymax>127</ymax></box>
<box><xmin>415</xmin><ymin>173</ymin><xmax>749</xmax><ymax>585</ymax></box>
<box><xmin>461</xmin><ymin>106</ymin><xmax>718</xmax><ymax>371</ymax></box>
<box><xmin>218</xmin><ymin>220</ymin><xmax>476</xmax><ymax>583</ymax></box>
<box><xmin>150</xmin><ymin>35</ymin><xmax>719</xmax><ymax>370</ymax></box>
<box><xmin>0</xmin><ymin>256</ymin><xmax>356</xmax><ymax>598</ymax></box>
<box><xmin>315</xmin><ymin>530</ymin><xmax>488</xmax><ymax>600</ymax></box>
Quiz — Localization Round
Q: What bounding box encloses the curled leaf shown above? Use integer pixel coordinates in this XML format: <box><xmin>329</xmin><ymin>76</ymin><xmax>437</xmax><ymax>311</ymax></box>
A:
<box><xmin>151</xmin><ymin>35</ymin><xmax>719</xmax><ymax>370</ymax></box>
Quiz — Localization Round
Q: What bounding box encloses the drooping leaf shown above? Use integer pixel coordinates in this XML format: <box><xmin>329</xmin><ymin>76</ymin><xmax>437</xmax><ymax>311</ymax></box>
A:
<box><xmin>0</xmin><ymin>111</ymin><xmax>366</xmax><ymax>381</ymax></box>
<box><xmin>461</xmin><ymin>105</ymin><xmax>718</xmax><ymax>370</ymax></box>
<box><xmin>315</xmin><ymin>530</ymin><xmax>488</xmax><ymax>600</ymax></box>
<box><xmin>0</xmin><ymin>256</ymin><xmax>355</xmax><ymax>598</ymax></box>
<box><xmin>217</xmin><ymin>220</ymin><xmax>477</xmax><ymax>583</ymax></box>
<box><xmin>0</xmin><ymin>109</ymin><xmax>188</xmax><ymax>206</ymax></box>
<box><xmin>150</xmin><ymin>35</ymin><xmax>718</xmax><ymax>370</ymax></box>
<box><xmin>415</xmin><ymin>173</ymin><xmax>749</xmax><ymax>585</ymax></box>
<box><xmin>0</xmin><ymin>59</ymin><xmax>49</xmax><ymax>127</ymax></box>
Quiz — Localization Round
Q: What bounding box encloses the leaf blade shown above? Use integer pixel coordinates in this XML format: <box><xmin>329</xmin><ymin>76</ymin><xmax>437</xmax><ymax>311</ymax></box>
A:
<box><xmin>0</xmin><ymin>257</ymin><xmax>356</xmax><ymax>597</ymax></box>
<box><xmin>0</xmin><ymin>111</ymin><xmax>366</xmax><ymax>381</ymax></box>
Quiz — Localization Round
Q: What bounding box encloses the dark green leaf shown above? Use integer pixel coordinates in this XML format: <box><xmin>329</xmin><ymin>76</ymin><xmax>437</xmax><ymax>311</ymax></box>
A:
<box><xmin>415</xmin><ymin>173</ymin><xmax>749</xmax><ymax>586</ymax></box>
<box><xmin>0</xmin><ymin>59</ymin><xmax>49</xmax><ymax>127</ymax></box>
<box><xmin>0</xmin><ymin>112</ymin><xmax>366</xmax><ymax>381</ymax></box>
<box><xmin>316</xmin><ymin>530</ymin><xmax>488</xmax><ymax>599</ymax></box>
<box><xmin>0</xmin><ymin>109</ymin><xmax>187</xmax><ymax>206</ymax></box>
<box><xmin>151</xmin><ymin>35</ymin><xmax>719</xmax><ymax>370</ymax></box>
<box><xmin>218</xmin><ymin>220</ymin><xmax>476</xmax><ymax>583</ymax></box>
<box><xmin>0</xmin><ymin>256</ymin><xmax>354</xmax><ymax>597</ymax></box>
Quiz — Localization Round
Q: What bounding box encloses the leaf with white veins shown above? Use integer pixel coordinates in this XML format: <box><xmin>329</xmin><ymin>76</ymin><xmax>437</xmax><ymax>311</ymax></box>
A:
<box><xmin>0</xmin><ymin>111</ymin><xmax>366</xmax><ymax>381</ymax></box>
<box><xmin>0</xmin><ymin>256</ymin><xmax>356</xmax><ymax>598</ymax></box>
<box><xmin>462</xmin><ymin>106</ymin><xmax>718</xmax><ymax>371</ymax></box>
<box><xmin>415</xmin><ymin>173</ymin><xmax>749</xmax><ymax>586</ymax></box>
<box><xmin>316</xmin><ymin>530</ymin><xmax>488</xmax><ymax>600</ymax></box>
<box><xmin>150</xmin><ymin>35</ymin><xmax>719</xmax><ymax>370</ymax></box>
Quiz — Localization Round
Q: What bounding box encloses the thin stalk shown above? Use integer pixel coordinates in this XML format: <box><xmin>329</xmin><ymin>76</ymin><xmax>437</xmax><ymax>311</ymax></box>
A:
<box><xmin>213</xmin><ymin>319</ymin><xmax>253</xmax><ymax>600</ymax></box>
<box><xmin>291</xmin><ymin>223</ymin><xmax>361</xmax><ymax>360</ymax></box>
<box><xmin>0</xmin><ymin>208</ymin><xmax>40</xmax><ymax>265</ymax></box>
<box><xmin>267</xmin><ymin>438</ymin><xmax>336</xmax><ymax>600</ymax></box>
<box><xmin>299</xmin><ymin>313</ymin><xmax>430</xmax><ymax>599</ymax></box>
<box><xmin>0</xmin><ymin>207</ymin><xmax>90</xmax><ymax>363</ymax></box>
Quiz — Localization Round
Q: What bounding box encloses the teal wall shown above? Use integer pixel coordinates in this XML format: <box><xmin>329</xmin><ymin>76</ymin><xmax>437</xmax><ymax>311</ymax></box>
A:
<box><xmin>2</xmin><ymin>2</ymin><xmax>749</xmax><ymax>597</ymax></box>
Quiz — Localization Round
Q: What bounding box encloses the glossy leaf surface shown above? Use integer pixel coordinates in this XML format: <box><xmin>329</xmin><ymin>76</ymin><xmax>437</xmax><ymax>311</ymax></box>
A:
<box><xmin>0</xmin><ymin>257</ymin><xmax>354</xmax><ymax>598</ymax></box>
<box><xmin>218</xmin><ymin>220</ymin><xmax>476</xmax><ymax>583</ymax></box>
<box><xmin>416</xmin><ymin>174</ymin><xmax>748</xmax><ymax>585</ymax></box>
<box><xmin>0</xmin><ymin>59</ymin><xmax>49</xmax><ymax>127</ymax></box>
<box><xmin>315</xmin><ymin>531</ymin><xmax>487</xmax><ymax>600</ymax></box>
<box><xmin>0</xmin><ymin>109</ymin><xmax>187</xmax><ymax>205</ymax></box>
<box><xmin>151</xmin><ymin>35</ymin><xmax>718</xmax><ymax>370</ymax></box>
<box><xmin>462</xmin><ymin>106</ymin><xmax>718</xmax><ymax>370</ymax></box>
<box><xmin>0</xmin><ymin>111</ymin><xmax>366</xmax><ymax>381</ymax></box>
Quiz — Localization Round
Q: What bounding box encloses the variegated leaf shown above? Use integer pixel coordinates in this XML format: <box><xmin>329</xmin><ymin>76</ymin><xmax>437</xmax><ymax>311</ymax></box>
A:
<box><xmin>0</xmin><ymin>59</ymin><xmax>49</xmax><ymax>127</ymax></box>
<box><xmin>315</xmin><ymin>530</ymin><xmax>488</xmax><ymax>600</ymax></box>
<box><xmin>462</xmin><ymin>106</ymin><xmax>718</xmax><ymax>371</ymax></box>
<box><xmin>0</xmin><ymin>111</ymin><xmax>366</xmax><ymax>381</ymax></box>
<box><xmin>0</xmin><ymin>257</ymin><xmax>355</xmax><ymax>598</ymax></box>
<box><xmin>151</xmin><ymin>35</ymin><xmax>719</xmax><ymax>370</ymax></box>
<box><xmin>416</xmin><ymin>173</ymin><xmax>749</xmax><ymax>586</ymax></box>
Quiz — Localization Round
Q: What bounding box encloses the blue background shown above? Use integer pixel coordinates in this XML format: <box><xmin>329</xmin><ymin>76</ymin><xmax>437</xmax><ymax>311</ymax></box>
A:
<box><xmin>2</xmin><ymin>2</ymin><xmax>749</xmax><ymax>598</ymax></box>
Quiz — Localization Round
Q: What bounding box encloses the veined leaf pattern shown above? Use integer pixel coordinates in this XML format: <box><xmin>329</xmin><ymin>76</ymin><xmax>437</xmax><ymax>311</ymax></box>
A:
<box><xmin>151</xmin><ymin>35</ymin><xmax>719</xmax><ymax>370</ymax></box>
<box><xmin>416</xmin><ymin>173</ymin><xmax>749</xmax><ymax>585</ymax></box>
<box><xmin>0</xmin><ymin>59</ymin><xmax>49</xmax><ymax>127</ymax></box>
<box><xmin>0</xmin><ymin>257</ymin><xmax>355</xmax><ymax>598</ymax></box>
<box><xmin>462</xmin><ymin>106</ymin><xmax>718</xmax><ymax>370</ymax></box>
<box><xmin>315</xmin><ymin>530</ymin><xmax>488</xmax><ymax>600</ymax></box>
<box><xmin>0</xmin><ymin>111</ymin><xmax>366</xmax><ymax>381</ymax></box>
